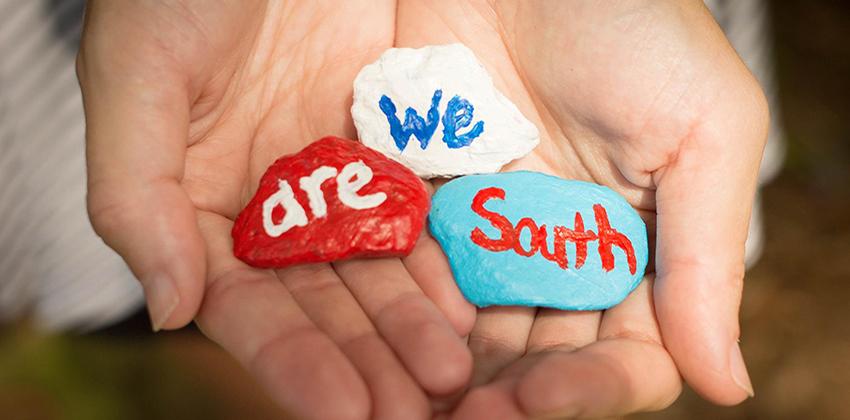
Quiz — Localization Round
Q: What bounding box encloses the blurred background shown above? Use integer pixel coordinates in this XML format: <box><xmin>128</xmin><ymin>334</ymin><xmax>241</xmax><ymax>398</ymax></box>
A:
<box><xmin>1</xmin><ymin>1</ymin><xmax>848</xmax><ymax>419</ymax></box>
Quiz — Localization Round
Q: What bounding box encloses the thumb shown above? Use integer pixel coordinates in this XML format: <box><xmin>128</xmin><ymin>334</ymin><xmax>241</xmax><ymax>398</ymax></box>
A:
<box><xmin>78</xmin><ymin>3</ymin><xmax>205</xmax><ymax>331</ymax></box>
<box><xmin>653</xmin><ymin>73</ymin><xmax>769</xmax><ymax>404</ymax></box>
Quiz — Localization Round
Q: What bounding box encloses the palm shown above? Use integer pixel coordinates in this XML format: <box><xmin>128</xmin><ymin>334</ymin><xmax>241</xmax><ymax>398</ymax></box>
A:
<box><xmin>173</xmin><ymin>2</ymin><xmax>482</xmax><ymax>419</ymax></box>
<box><xmin>396</xmin><ymin>0</ymin><xmax>764</xmax><ymax>416</ymax></box>
<box><xmin>393</xmin><ymin>2</ymin><xmax>673</xmax><ymax>417</ymax></box>
<box><xmin>83</xmin><ymin>2</ymin><xmax>471</xmax><ymax>419</ymax></box>
<box><xmin>177</xmin><ymin>3</ymin><xmax>383</xmax><ymax>208</ymax></box>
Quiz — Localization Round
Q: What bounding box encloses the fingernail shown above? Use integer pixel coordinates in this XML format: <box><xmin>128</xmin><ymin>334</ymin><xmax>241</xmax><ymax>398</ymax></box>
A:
<box><xmin>729</xmin><ymin>341</ymin><xmax>754</xmax><ymax>398</ymax></box>
<box><xmin>143</xmin><ymin>274</ymin><xmax>179</xmax><ymax>332</ymax></box>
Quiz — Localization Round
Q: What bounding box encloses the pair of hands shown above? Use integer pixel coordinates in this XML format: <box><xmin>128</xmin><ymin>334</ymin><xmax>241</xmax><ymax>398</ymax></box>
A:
<box><xmin>78</xmin><ymin>1</ymin><xmax>768</xmax><ymax>418</ymax></box>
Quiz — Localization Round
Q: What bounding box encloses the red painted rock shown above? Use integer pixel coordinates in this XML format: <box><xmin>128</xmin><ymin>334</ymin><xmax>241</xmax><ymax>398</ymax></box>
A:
<box><xmin>232</xmin><ymin>136</ymin><xmax>430</xmax><ymax>268</ymax></box>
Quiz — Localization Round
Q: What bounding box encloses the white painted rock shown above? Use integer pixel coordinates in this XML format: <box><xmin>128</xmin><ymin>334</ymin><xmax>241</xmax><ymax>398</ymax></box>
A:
<box><xmin>352</xmin><ymin>44</ymin><xmax>540</xmax><ymax>179</ymax></box>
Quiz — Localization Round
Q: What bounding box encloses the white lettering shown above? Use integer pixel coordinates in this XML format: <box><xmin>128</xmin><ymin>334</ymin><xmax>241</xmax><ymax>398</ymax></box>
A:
<box><xmin>298</xmin><ymin>165</ymin><xmax>338</xmax><ymax>219</ymax></box>
<box><xmin>261</xmin><ymin>161</ymin><xmax>387</xmax><ymax>237</ymax></box>
<box><xmin>262</xmin><ymin>179</ymin><xmax>308</xmax><ymax>237</ymax></box>
<box><xmin>337</xmin><ymin>160</ymin><xmax>387</xmax><ymax>210</ymax></box>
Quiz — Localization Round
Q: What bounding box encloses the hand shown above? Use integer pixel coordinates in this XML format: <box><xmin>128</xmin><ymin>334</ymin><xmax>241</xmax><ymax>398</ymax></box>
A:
<box><xmin>78</xmin><ymin>2</ymin><xmax>476</xmax><ymax>419</ymax></box>
<box><xmin>396</xmin><ymin>0</ymin><xmax>767</xmax><ymax>417</ymax></box>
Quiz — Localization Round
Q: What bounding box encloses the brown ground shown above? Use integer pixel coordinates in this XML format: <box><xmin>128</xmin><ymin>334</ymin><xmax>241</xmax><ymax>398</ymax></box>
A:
<box><xmin>1</xmin><ymin>1</ymin><xmax>848</xmax><ymax>419</ymax></box>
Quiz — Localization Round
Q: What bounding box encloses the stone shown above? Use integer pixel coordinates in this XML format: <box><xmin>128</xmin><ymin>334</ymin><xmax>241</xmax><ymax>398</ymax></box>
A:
<box><xmin>232</xmin><ymin>136</ymin><xmax>430</xmax><ymax>268</ymax></box>
<box><xmin>428</xmin><ymin>171</ymin><xmax>649</xmax><ymax>310</ymax></box>
<box><xmin>351</xmin><ymin>43</ymin><xmax>540</xmax><ymax>178</ymax></box>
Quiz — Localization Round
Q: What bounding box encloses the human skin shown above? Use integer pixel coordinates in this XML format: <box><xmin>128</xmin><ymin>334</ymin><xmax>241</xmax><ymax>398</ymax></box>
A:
<box><xmin>77</xmin><ymin>1</ymin><xmax>767</xmax><ymax>418</ymax></box>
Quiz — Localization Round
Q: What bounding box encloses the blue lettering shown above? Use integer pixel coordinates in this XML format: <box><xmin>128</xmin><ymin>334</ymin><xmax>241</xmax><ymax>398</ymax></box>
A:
<box><xmin>379</xmin><ymin>90</ymin><xmax>442</xmax><ymax>151</ymax></box>
<box><xmin>379</xmin><ymin>89</ymin><xmax>485</xmax><ymax>151</ymax></box>
<box><xmin>441</xmin><ymin>95</ymin><xmax>485</xmax><ymax>149</ymax></box>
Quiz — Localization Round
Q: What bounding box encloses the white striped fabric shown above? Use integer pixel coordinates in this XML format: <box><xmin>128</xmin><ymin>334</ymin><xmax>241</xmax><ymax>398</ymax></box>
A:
<box><xmin>0</xmin><ymin>0</ymin><xmax>143</xmax><ymax>331</ymax></box>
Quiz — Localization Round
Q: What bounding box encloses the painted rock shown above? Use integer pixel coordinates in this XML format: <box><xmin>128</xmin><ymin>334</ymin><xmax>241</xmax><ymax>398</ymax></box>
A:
<box><xmin>351</xmin><ymin>43</ymin><xmax>540</xmax><ymax>179</ymax></box>
<box><xmin>429</xmin><ymin>171</ymin><xmax>649</xmax><ymax>310</ymax></box>
<box><xmin>232</xmin><ymin>136</ymin><xmax>430</xmax><ymax>268</ymax></box>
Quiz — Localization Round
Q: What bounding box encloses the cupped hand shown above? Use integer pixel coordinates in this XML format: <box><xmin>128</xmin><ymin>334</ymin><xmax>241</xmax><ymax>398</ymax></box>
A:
<box><xmin>395</xmin><ymin>0</ymin><xmax>767</xmax><ymax>417</ymax></box>
<box><xmin>79</xmin><ymin>0</ymin><xmax>769</xmax><ymax>418</ymax></box>
<box><xmin>78</xmin><ymin>2</ymin><xmax>476</xmax><ymax>419</ymax></box>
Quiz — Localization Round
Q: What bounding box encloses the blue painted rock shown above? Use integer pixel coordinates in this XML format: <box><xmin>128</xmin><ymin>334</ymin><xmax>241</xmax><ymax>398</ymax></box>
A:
<box><xmin>428</xmin><ymin>171</ymin><xmax>649</xmax><ymax>310</ymax></box>
<box><xmin>232</xmin><ymin>137</ymin><xmax>430</xmax><ymax>268</ymax></box>
<box><xmin>351</xmin><ymin>44</ymin><xmax>539</xmax><ymax>178</ymax></box>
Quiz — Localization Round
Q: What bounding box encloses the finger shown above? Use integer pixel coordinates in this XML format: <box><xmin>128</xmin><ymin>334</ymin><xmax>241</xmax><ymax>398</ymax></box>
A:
<box><xmin>277</xmin><ymin>264</ymin><xmax>429</xmax><ymax>420</ymax></box>
<box><xmin>517</xmin><ymin>279</ymin><xmax>681</xmax><ymax>418</ymax></box>
<box><xmin>335</xmin><ymin>258</ymin><xmax>472</xmax><ymax>396</ymax></box>
<box><xmin>451</xmin><ymin>358</ymin><xmax>538</xmax><ymax>420</ymax></box>
<box><xmin>525</xmin><ymin>309</ymin><xmax>601</xmax><ymax>354</ymax></box>
<box><xmin>598</xmin><ymin>277</ymin><xmax>664</xmax><ymax>347</ymax></box>
<box><xmin>402</xmin><ymin>230</ymin><xmax>477</xmax><ymax>337</ymax></box>
<box><xmin>467</xmin><ymin>306</ymin><xmax>536</xmax><ymax>386</ymax></box>
<box><xmin>516</xmin><ymin>340</ymin><xmax>680</xmax><ymax>419</ymax></box>
<box><xmin>653</xmin><ymin>71</ymin><xmax>768</xmax><ymax>403</ymax></box>
<box><xmin>194</xmin><ymin>211</ymin><xmax>369</xmax><ymax>420</ymax></box>
<box><xmin>456</xmin><ymin>308</ymin><xmax>601</xmax><ymax>418</ymax></box>
<box><xmin>78</xmin><ymin>7</ymin><xmax>202</xmax><ymax>330</ymax></box>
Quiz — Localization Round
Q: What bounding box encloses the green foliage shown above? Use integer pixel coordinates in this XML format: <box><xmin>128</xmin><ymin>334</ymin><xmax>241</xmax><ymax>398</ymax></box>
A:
<box><xmin>0</xmin><ymin>326</ymin><xmax>224</xmax><ymax>420</ymax></box>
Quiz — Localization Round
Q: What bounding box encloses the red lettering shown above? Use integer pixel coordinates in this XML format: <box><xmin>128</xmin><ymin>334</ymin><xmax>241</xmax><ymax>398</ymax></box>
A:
<box><xmin>558</xmin><ymin>212</ymin><xmax>598</xmax><ymax>269</ymax></box>
<box><xmin>593</xmin><ymin>204</ymin><xmax>637</xmax><ymax>274</ymax></box>
<box><xmin>513</xmin><ymin>218</ymin><xmax>540</xmax><ymax>257</ymax></box>
<box><xmin>470</xmin><ymin>187</ymin><xmax>516</xmax><ymax>252</ymax></box>
<box><xmin>468</xmin><ymin>188</ymin><xmax>638</xmax><ymax>274</ymax></box>
<box><xmin>537</xmin><ymin>223</ymin><xmax>568</xmax><ymax>269</ymax></box>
